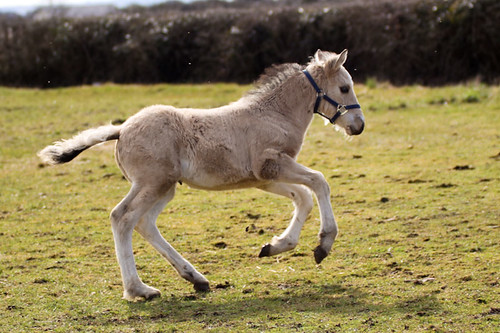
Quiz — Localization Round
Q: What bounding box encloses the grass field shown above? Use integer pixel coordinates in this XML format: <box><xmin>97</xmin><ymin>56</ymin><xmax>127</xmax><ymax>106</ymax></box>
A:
<box><xmin>0</xmin><ymin>82</ymin><xmax>498</xmax><ymax>332</ymax></box>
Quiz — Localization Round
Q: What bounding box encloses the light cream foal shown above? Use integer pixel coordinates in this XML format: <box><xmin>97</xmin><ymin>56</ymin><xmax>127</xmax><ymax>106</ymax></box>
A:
<box><xmin>39</xmin><ymin>49</ymin><xmax>365</xmax><ymax>301</ymax></box>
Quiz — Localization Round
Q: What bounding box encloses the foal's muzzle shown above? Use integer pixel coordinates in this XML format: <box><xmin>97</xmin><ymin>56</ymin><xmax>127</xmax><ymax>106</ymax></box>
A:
<box><xmin>347</xmin><ymin>117</ymin><xmax>365</xmax><ymax>136</ymax></box>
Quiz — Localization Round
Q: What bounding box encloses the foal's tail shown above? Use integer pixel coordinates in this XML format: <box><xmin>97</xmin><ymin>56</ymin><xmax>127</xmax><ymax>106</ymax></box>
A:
<box><xmin>38</xmin><ymin>124</ymin><xmax>121</xmax><ymax>165</ymax></box>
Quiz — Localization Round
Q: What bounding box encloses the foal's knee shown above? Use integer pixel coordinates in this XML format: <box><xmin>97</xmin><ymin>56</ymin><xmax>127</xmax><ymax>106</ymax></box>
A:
<box><xmin>309</xmin><ymin>171</ymin><xmax>330</xmax><ymax>197</ymax></box>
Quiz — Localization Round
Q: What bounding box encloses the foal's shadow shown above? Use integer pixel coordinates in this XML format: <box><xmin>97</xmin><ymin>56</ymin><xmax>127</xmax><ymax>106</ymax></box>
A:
<box><xmin>123</xmin><ymin>283</ymin><xmax>441</xmax><ymax>325</ymax></box>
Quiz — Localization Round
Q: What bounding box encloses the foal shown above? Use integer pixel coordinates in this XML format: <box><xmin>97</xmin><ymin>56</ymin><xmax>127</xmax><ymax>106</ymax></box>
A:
<box><xmin>39</xmin><ymin>49</ymin><xmax>365</xmax><ymax>300</ymax></box>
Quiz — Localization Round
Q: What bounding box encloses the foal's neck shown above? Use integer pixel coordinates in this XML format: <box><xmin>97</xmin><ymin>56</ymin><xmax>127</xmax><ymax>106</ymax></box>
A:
<box><xmin>263</xmin><ymin>71</ymin><xmax>317</xmax><ymax>131</ymax></box>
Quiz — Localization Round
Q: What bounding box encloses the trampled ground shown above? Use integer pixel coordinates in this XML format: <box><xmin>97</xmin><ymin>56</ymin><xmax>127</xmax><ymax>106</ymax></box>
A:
<box><xmin>0</xmin><ymin>83</ymin><xmax>498</xmax><ymax>332</ymax></box>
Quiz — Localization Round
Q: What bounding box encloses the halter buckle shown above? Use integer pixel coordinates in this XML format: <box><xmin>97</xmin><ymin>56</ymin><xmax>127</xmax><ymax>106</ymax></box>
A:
<box><xmin>337</xmin><ymin>104</ymin><xmax>349</xmax><ymax>116</ymax></box>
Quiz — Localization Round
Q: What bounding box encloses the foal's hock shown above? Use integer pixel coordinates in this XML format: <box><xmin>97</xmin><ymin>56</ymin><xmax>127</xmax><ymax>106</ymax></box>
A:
<box><xmin>39</xmin><ymin>49</ymin><xmax>365</xmax><ymax>300</ymax></box>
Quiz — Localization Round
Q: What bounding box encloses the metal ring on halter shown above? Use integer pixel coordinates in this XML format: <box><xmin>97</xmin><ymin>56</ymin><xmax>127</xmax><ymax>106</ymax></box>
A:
<box><xmin>338</xmin><ymin>105</ymin><xmax>349</xmax><ymax>116</ymax></box>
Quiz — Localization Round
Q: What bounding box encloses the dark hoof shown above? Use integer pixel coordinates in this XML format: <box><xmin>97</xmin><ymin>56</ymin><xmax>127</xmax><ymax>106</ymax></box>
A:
<box><xmin>194</xmin><ymin>281</ymin><xmax>210</xmax><ymax>292</ymax></box>
<box><xmin>313</xmin><ymin>246</ymin><xmax>328</xmax><ymax>264</ymax></box>
<box><xmin>259</xmin><ymin>244</ymin><xmax>272</xmax><ymax>257</ymax></box>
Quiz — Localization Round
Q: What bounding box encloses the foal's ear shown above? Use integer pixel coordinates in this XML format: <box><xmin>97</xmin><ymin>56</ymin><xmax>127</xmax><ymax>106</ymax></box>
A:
<box><xmin>325</xmin><ymin>49</ymin><xmax>348</xmax><ymax>74</ymax></box>
<box><xmin>314</xmin><ymin>49</ymin><xmax>328</xmax><ymax>63</ymax></box>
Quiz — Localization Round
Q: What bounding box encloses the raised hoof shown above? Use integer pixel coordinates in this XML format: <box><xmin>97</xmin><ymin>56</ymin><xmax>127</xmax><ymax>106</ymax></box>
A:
<box><xmin>313</xmin><ymin>246</ymin><xmax>328</xmax><ymax>264</ymax></box>
<box><xmin>259</xmin><ymin>243</ymin><xmax>272</xmax><ymax>257</ymax></box>
<box><xmin>194</xmin><ymin>281</ymin><xmax>210</xmax><ymax>292</ymax></box>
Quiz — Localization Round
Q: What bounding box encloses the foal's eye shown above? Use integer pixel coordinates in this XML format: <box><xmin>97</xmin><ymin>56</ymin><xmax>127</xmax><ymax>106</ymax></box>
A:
<box><xmin>340</xmin><ymin>86</ymin><xmax>350</xmax><ymax>94</ymax></box>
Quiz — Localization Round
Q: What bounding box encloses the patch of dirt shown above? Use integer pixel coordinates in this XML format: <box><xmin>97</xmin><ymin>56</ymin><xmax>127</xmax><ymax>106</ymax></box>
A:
<box><xmin>215</xmin><ymin>281</ymin><xmax>232</xmax><ymax>289</ymax></box>
<box><xmin>453</xmin><ymin>165</ymin><xmax>474</xmax><ymax>170</ymax></box>
<box><xmin>213</xmin><ymin>241</ymin><xmax>227</xmax><ymax>249</ymax></box>
<box><xmin>433</xmin><ymin>183</ymin><xmax>457</xmax><ymax>188</ymax></box>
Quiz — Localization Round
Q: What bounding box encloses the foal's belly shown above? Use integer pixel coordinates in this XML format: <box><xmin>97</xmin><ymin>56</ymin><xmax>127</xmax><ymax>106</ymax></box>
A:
<box><xmin>179</xmin><ymin>159</ymin><xmax>264</xmax><ymax>191</ymax></box>
<box><xmin>181</xmin><ymin>178</ymin><xmax>267</xmax><ymax>191</ymax></box>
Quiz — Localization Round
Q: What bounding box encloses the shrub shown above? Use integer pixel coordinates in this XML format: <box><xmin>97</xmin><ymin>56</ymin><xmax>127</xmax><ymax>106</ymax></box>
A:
<box><xmin>0</xmin><ymin>0</ymin><xmax>498</xmax><ymax>87</ymax></box>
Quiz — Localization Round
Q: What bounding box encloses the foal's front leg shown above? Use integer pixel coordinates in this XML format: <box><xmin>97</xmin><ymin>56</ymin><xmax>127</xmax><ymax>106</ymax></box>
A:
<box><xmin>256</xmin><ymin>150</ymin><xmax>338</xmax><ymax>263</ymax></box>
<box><xmin>258</xmin><ymin>183</ymin><xmax>314</xmax><ymax>257</ymax></box>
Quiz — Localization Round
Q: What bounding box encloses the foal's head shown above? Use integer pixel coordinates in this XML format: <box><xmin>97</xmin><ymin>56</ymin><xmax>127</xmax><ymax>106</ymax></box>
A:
<box><xmin>309</xmin><ymin>49</ymin><xmax>365</xmax><ymax>136</ymax></box>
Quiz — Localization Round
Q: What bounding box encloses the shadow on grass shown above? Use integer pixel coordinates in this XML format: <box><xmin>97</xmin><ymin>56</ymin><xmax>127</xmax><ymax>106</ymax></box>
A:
<box><xmin>102</xmin><ymin>283</ymin><xmax>442</xmax><ymax>327</ymax></box>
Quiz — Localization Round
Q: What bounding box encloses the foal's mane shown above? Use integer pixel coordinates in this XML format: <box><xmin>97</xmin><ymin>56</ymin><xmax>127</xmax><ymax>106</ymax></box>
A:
<box><xmin>244</xmin><ymin>63</ymin><xmax>305</xmax><ymax>101</ymax></box>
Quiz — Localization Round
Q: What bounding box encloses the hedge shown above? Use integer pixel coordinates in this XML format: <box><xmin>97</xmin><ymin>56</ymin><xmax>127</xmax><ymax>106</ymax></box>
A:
<box><xmin>0</xmin><ymin>0</ymin><xmax>498</xmax><ymax>87</ymax></box>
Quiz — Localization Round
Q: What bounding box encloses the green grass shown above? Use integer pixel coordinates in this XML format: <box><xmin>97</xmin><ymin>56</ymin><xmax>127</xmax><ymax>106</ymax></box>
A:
<box><xmin>0</xmin><ymin>82</ymin><xmax>499</xmax><ymax>332</ymax></box>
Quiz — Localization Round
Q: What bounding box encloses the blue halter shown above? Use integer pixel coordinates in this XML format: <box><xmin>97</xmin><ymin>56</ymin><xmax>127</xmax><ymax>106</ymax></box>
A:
<box><xmin>303</xmin><ymin>69</ymin><xmax>361</xmax><ymax>124</ymax></box>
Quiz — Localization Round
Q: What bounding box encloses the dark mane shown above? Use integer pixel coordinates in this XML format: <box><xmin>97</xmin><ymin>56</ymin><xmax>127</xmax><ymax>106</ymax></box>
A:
<box><xmin>245</xmin><ymin>63</ymin><xmax>305</xmax><ymax>100</ymax></box>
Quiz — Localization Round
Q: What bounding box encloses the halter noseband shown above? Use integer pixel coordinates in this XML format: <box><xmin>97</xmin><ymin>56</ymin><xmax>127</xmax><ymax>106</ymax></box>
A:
<box><xmin>302</xmin><ymin>69</ymin><xmax>361</xmax><ymax>124</ymax></box>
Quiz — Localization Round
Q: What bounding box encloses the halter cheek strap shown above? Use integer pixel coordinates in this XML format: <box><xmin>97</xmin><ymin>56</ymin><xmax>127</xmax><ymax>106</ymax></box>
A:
<box><xmin>302</xmin><ymin>69</ymin><xmax>361</xmax><ymax>124</ymax></box>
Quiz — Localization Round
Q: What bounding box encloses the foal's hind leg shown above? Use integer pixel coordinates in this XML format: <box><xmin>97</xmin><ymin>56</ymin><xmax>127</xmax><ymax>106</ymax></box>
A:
<box><xmin>110</xmin><ymin>184</ymin><xmax>166</xmax><ymax>301</ymax></box>
<box><xmin>257</xmin><ymin>183</ymin><xmax>313</xmax><ymax>257</ymax></box>
<box><xmin>135</xmin><ymin>186</ymin><xmax>210</xmax><ymax>292</ymax></box>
